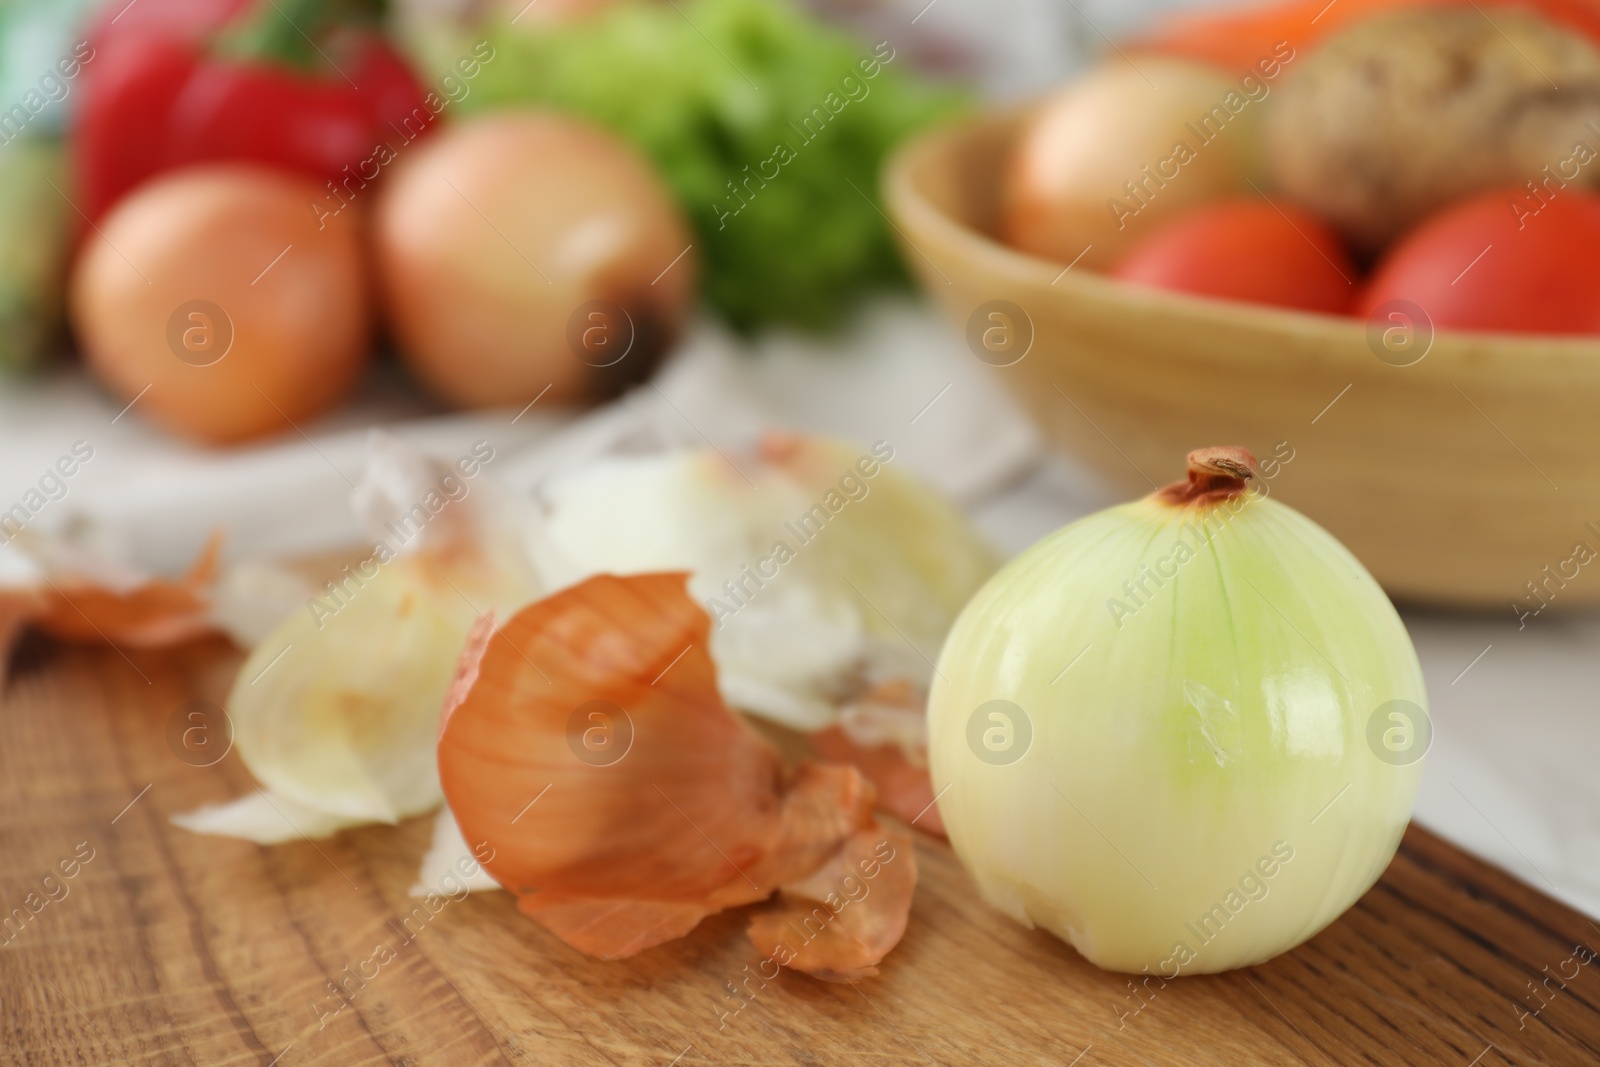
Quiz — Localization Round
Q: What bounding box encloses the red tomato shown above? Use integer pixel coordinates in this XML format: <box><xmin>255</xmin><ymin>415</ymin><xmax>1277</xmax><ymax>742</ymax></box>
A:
<box><xmin>1356</xmin><ymin>189</ymin><xmax>1600</xmax><ymax>336</ymax></box>
<box><xmin>1110</xmin><ymin>199</ymin><xmax>1357</xmax><ymax>314</ymax></box>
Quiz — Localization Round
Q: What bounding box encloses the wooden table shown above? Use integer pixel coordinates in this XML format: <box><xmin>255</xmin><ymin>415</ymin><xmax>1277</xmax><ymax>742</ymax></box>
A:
<box><xmin>3</xmin><ymin>639</ymin><xmax>1597</xmax><ymax>1066</ymax></box>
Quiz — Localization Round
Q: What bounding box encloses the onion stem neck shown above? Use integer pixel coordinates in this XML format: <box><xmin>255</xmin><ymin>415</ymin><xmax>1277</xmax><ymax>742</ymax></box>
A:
<box><xmin>1154</xmin><ymin>446</ymin><xmax>1258</xmax><ymax>508</ymax></box>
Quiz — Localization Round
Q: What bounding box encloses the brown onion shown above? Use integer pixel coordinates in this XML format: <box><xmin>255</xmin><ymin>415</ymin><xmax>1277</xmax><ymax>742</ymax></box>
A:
<box><xmin>1001</xmin><ymin>58</ymin><xmax>1260</xmax><ymax>271</ymax></box>
<box><xmin>374</xmin><ymin>111</ymin><xmax>696</xmax><ymax>409</ymax></box>
<box><xmin>70</xmin><ymin>165</ymin><xmax>372</xmax><ymax>445</ymax></box>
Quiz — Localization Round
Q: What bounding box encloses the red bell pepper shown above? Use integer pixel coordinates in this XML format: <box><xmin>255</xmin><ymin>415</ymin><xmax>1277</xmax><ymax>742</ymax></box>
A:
<box><xmin>75</xmin><ymin>0</ymin><xmax>432</xmax><ymax>222</ymax></box>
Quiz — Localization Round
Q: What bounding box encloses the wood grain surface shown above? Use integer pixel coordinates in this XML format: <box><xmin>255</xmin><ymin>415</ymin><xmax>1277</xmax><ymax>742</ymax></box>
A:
<box><xmin>2</xmin><ymin>638</ymin><xmax>1597</xmax><ymax>1066</ymax></box>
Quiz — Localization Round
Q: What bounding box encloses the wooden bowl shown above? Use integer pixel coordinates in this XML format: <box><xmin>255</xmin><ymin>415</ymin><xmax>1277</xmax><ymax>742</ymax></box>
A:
<box><xmin>884</xmin><ymin>108</ymin><xmax>1600</xmax><ymax>612</ymax></box>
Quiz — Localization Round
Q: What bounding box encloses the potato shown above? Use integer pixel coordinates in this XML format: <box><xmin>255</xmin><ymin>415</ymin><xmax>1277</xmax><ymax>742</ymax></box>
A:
<box><xmin>1000</xmin><ymin>58</ymin><xmax>1267</xmax><ymax>270</ymax></box>
<box><xmin>1265</xmin><ymin>8</ymin><xmax>1600</xmax><ymax>252</ymax></box>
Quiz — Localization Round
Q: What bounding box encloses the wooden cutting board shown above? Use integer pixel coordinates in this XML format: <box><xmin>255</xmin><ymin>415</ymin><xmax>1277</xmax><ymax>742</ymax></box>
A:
<box><xmin>2</xmin><ymin>638</ymin><xmax>1597</xmax><ymax>1066</ymax></box>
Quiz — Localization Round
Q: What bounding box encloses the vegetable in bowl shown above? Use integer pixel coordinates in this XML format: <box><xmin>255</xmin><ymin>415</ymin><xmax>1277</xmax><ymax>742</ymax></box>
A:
<box><xmin>1264</xmin><ymin>6</ymin><xmax>1600</xmax><ymax>252</ymax></box>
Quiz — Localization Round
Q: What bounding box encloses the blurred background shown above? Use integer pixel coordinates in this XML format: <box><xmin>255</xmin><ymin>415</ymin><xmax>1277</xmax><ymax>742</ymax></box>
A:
<box><xmin>2</xmin><ymin>0</ymin><xmax>1598</xmax><ymax>924</ymax></box>
<box><xmin>0</xmin><ymin>0</ymin><xmax>1225</xmax><ymax>562</ymax></box>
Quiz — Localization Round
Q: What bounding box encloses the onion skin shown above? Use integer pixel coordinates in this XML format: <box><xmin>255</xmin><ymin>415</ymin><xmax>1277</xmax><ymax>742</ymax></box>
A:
<box><xmin>0</xmin><ymin>531</ymin><xmax>222</xmax><ymax>685</ymax></box>
<box><xmin>374</xmin><ymin>111</ymin><xmax>696</xmax><ymax>409</ymax></box>
<box><xmin>29</xmin><ymin>530</ymin><xmax>221</xmax><ymax>647</ymax></box>
<box><xmin>70</xmin><ymin>165</ymin><xmax>371</xmax><ymax>445</ymax></box>
<box><xmin>435</xmin><ymin>572</ymin><xmax>915</xmax><ymax>977</ymax></box>
<box><xmin>927</xmin><ymin>448</ymin><xmax>1426</xmax><ymax>975</ymax></box>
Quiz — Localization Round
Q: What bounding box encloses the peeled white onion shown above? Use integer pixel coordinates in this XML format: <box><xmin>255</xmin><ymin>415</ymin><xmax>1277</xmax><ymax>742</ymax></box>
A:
<box><xmin>927</xmin><ymin>447</ymin><xmax>1427</xmax><ymax>975</ymax></box>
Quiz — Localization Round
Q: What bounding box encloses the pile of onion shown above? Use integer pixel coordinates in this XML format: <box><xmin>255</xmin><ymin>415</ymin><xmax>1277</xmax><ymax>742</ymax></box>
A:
<box><xmin>70</xmin><ymin>109</ymin><xmax>698</xmax><ymax>445</ymax></box>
